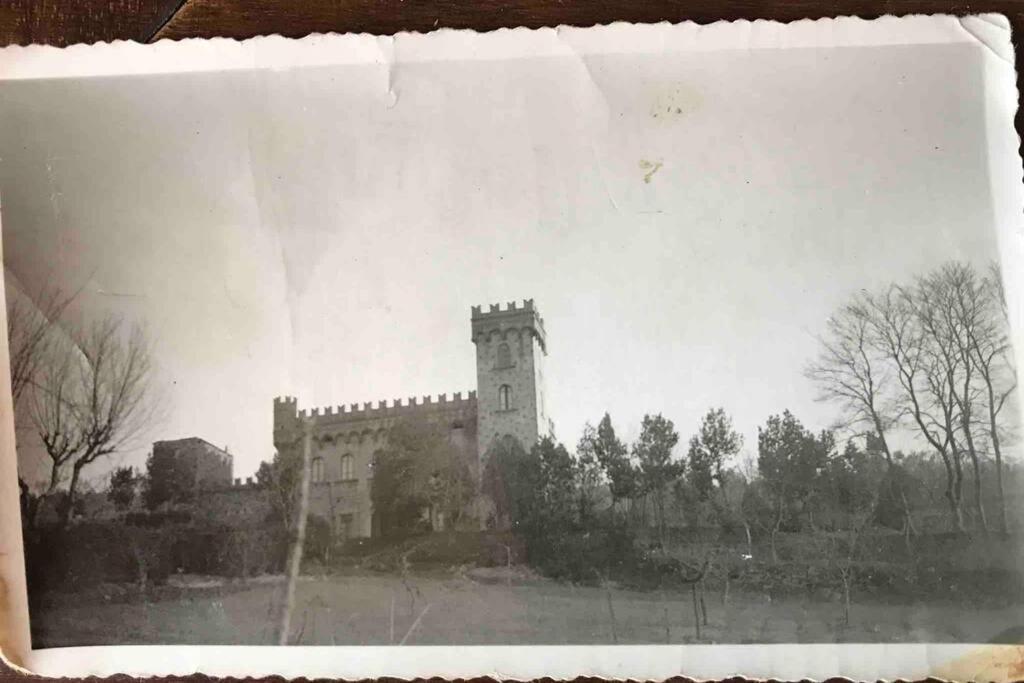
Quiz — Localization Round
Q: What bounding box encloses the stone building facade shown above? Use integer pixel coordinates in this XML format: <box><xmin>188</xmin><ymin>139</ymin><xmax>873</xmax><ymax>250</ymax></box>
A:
<box><xmin>151</xmin><ymin>437</ymin><xmax>234</xmax><ymax>495</ymax></box>
<box><xmin>273</xmin><ymin>299</ymin><xmax>552</xmax><ymax>539</ymax></box>
<box><xmin>195</xmin><ymin>479</ymin><xmax>276</xmax><ymax>529</ymax></box>
<box><xmin>145</xmin><ymin>438</ymin><xmax>278</xmax><ymax>533</ymax></box>
<box><xmin>471</xmin><ymin>300</ymin><xmax>551</xmax><ymax>462</ymax></box>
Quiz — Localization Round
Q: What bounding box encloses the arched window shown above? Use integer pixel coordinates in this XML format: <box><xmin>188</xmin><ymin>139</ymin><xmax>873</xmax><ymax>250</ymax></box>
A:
<box><xmin>498</xmin><ymin>384</ymin><xmax>512</xmax><ymax>411</ymax></box>
<box><xmin>340</xmin><ymin>454</ymin><xmax>354</xmax><ymax>481</ymax></box>
<box><xmin>311</xmin><ymin>457</ymin><xmax>324</xmax><ymax>483</ymax></box>
<box><xmin>495</xmin><ymin>342</ymin><xmax>512</xmax><ymax>369</ymax></box>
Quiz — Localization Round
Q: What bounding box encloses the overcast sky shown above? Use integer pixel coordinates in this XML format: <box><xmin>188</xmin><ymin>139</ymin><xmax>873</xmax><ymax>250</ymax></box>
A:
<box><xmin>0</xmin><ymin>40</ymin><xmax>1008</xmax><ymax>485</ymax></box>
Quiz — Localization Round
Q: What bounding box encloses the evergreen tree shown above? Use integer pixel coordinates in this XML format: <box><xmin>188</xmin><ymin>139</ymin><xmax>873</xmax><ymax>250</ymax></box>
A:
<box><xmin>106</xmin><ymin>466</ymin><xmax>137</xmax><ymax>512</ymax></box>
<box><xmin>582</xmin><ymin>413</ymin><xmax>638</xmax><ymax>509</ymax></box>
<box><xmin>687</xmin><ymin>407</ymin><xmax>743</xmax><ymax>500</ymax></box>
<box><xmin>634</xmin><ymin>414</ymin><xmax>683</xmax><ymax>539</ymax></box>
<box><xmin>757</xmin><ymin>410</ymin><xmax>834</xmax><ymax>529</ymax></box>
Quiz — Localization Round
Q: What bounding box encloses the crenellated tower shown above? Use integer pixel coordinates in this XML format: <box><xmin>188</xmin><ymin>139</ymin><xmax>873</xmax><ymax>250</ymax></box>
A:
<box><xmin>273</xmin><ymin>395</ymin><xmax>299</xmax><ymax>451</ymax></box>
<box><xmin>471</xmin><ymin>299</ymin><xmax>550</xmax><ymax>466</ymax></box>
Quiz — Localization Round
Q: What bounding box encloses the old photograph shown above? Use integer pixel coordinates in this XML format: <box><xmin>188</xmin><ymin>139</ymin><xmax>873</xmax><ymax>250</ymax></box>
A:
<box><xmin>0</xmin><ymin>14</ymin><xmax>1021</xmax><ymax>671</ymax></box>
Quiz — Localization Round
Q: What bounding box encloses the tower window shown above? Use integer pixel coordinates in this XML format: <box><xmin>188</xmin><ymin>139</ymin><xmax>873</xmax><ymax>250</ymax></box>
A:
<box><xmin>340</xmin><ymin>453</ymin><xmax>354</xmax><ymax>480</ymax></box>
<box><xmin>312</xmin><ymin>457</ymin><xmax>324</xmax><ymax>483</ymax></box>
<box><xmin>495</xmin><ymin>342</ymin><xmax>512</xmax><ymax>369</ymax></box>
<box><xmin>498</xmin><ymin>384</ymin><xmax>513</xmax><ymax>411</ymax></box>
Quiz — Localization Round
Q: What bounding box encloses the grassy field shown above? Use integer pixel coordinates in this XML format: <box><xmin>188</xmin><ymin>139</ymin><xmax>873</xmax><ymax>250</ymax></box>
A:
<box><xmin>31</xmin><ymin>569</ymin><xmax>1023</xmax><ymax>647</ymax></box>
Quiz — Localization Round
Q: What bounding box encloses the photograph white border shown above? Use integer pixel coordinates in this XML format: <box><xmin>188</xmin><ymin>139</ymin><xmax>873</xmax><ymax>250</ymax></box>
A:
<box><xmin>1</xmin><ymin>13</ymin><xmax>1022</xmax><ymax>681</ymax></box>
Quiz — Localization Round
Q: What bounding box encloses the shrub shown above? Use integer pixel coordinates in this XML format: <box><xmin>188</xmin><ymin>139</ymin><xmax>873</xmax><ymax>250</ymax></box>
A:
<box><xmin>303</xmin><ymin>514</ymin><xmax>332</xmax><ymax>564</ymax></box>
<box><xmin>523</xmin><ymin>517</ymin><xmax>638</xmax><ymax>585</ymax></box>
<box><xmin>24</xmin><ymin>517</ymin><xmax>289</xmax><ymax>597</ymax></box>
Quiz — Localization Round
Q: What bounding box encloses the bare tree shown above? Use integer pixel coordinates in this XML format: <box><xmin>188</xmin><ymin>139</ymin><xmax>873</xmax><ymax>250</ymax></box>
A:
<box><xmin>922</xmin><ymin>264</ymin><xmax>992</xmax><ymax>534</ymax></box>
<box><xmin>29</xmin><ymin>317</ymin><xmax>158</xmax><ymax>528</ymax></box>
<box><xmin>677</xmin><ymin>557</ymin><xmax>710</xmax><ymax>641</ymax></box>
<box><xmin>856</xmin><ymin>261</ymin><xmax>1019</xmax><ymax>536</ymax></box>
<box><xmin>806</xmin><ymin>294</ymin><xmax>914</xmax><ymax>537</ymax></box>
<box><xmin>967</xmin><ymin>264</ymin><xmax>1017</xmax><ymax>536</ymax></box>
<box><xmin>23</xmin><ymin>335</ymin><xmax>82</xmax><ymax>528</ymax></box>
<box><xmin>6</xmin><ymin>280</ymin><xmax>78</xmax><ymax>524</ymax></box>
<box><xmin>824</xmin><ymin>497</ymin><xmax>875</xmax><ymax>628</ymax></box>
<box><xmin>6</xmin><ymin>280</ymin><xmax>76</xmax><ymax>406</ymax></box>
<box><xmin>719</xmin><ymin>468</ymin><xmax>753</xmax><ymax>555</ymax></box>
<box><xmin>862</xmin><ymin>285</ymin><xmax>966</xmax><ymax>533</ymax></box>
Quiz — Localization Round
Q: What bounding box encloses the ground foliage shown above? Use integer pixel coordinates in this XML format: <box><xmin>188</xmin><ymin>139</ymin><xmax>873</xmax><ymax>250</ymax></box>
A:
<box><xmin>22</xmin><ymin>515</ymin><xmax>289</xmax><ymax>603</ymax></box>
<box><xmin>371</xmin><ymin>418</ymin><xmax>475</xmax><ymax>537</ymax></box>
<box><xmin>480</xmin><ymin>391</ymin><xmax>1024</xmax><ymax>608</ymax></box>
<box><xmin>484</xmin><ymin>435</ymin><xmax>640</xmax><ymax>583</ymax></box>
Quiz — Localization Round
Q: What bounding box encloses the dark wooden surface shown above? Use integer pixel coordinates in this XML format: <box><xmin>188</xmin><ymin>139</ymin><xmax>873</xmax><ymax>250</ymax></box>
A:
<box><xmin>0</xmin><ymin>1</ymin><xmax>1022</xmax><ymax>682</ymax></box>
<box><xmin>146</xmin><ymin>0</ymin><xmax>1021</xmax><ymax>40</ymax></box>
<box><xmin>0</xmin><ymin>0</ymin><xmax>1021</xmax><ymax>46</ymax></box>
<box><xmin>0</xmin><ymin>0</ymin><xmax>183</xmax><ymax>46</ymax></box>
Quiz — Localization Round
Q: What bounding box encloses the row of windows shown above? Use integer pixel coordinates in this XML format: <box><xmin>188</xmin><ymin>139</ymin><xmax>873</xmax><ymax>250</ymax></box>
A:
<box><xmin>310</xmin><ymin>384</ymin><xmax>516</xmax><ymax>484</ymax></box>
<box><xmin>311</xmin><ymin>453</ymin><xmax>355</xmax><ymax>483</ymax></box>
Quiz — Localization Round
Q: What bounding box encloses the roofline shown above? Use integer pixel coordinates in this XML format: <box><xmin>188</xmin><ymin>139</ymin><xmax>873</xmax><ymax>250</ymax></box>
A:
<box><xmin>152</xmin><ymin>436</ymin><xmax>232</xmax><ymax>457</ymax></box>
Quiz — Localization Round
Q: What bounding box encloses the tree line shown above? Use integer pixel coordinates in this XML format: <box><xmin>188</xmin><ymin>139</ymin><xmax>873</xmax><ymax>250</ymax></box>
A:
<box><xmin>479</xmin><ymin>261</ymin><xmax>1018</xmax><ymax>581</ymax></box>
<box><xmin>806</xmin><ymin>260</ymin><xmax>1016</xmax><ymax>536</ymax></box>
<box><xmin>9</xmin><ymin>260</ymin><xmax>1016</xmax><ymax>551</ymax></box>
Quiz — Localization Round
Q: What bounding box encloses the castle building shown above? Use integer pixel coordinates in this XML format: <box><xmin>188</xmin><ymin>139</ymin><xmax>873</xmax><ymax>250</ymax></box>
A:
<box><xmin>273</xmin><ymin>299</ymin><xmax>551</xmax><ymax>539</ymax></box>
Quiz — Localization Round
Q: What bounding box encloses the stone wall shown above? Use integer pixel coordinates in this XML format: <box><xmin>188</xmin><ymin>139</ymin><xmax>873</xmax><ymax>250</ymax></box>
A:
<box><xmin>274</xmin><ymin>393</ymin><xmax>478</xmax><ymax>538</ymax></box>
<box><xmin>195</xmin><ymin>482</ymin><xmax>276</xmax><ymax>529</ymax></box>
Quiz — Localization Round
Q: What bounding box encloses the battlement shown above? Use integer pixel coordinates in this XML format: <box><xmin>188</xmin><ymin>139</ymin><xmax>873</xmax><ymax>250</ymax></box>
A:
<box><xmin>280</xmin><ymin>390</ymin><xmax>478</xmax><ymax>425</ymax></box>
<box><xmin>471</xmin><ymin>299</ymin><xmax>546</xmax><ymax>351</ymax></box>
<box><xmin>471</xmin><ymin>299</ymin><xmax>536</xmax><ymax>318</ymax></box>
<box><xmin>203</xmin><ymin>476</ymin><xmax>266</xmax><ymax>495</ymax></box>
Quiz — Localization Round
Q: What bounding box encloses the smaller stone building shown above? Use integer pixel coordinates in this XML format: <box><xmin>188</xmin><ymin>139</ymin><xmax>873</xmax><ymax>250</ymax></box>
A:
<box><xmin>149</xmin><ymin>438</ymin><xmax>278</xmax><ymax>530</ymax></box>
<box><xmin>151</xmin><ymin>437</ymin><xmax>233</xmax><ymax>497</ymax></box>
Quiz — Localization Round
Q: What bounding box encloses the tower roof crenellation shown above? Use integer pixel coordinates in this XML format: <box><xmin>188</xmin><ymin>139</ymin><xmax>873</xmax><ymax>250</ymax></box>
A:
<box><xmin>470</xmin><ymin>299</ymin><xmax>546</xmax><ymax>351</ymax></box>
